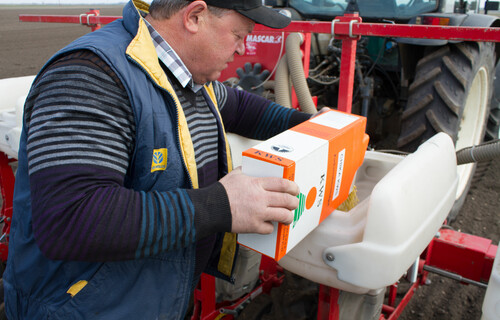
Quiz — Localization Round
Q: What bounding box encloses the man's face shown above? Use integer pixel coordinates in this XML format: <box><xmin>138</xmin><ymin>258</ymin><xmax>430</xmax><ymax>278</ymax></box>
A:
<box><xmin>189</xmin><ymin>10</ymin><xmax>255</xmax><ymax>84</ymax></box>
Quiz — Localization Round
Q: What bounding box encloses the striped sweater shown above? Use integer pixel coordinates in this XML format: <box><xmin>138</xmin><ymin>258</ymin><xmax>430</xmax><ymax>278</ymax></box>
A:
<box><xmin>25</xmin><ymin>50</ymin><xmax>310</xmax><ymax>262</ymax></box>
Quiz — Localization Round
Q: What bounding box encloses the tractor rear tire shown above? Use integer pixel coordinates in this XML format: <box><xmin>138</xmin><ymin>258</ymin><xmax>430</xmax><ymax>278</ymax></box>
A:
<box><xmin>473</xmin><ymin>61</ymin><xmax>500</xmax><ymax>185</ymax></box>
<box><xmin>397</xmin><ymin>41</ymin><xmax>496</xmax><ymax>222</ymax></box>
<box><xmin>485</xmin><ymin>61</ymin><xmax>500</xmax><ymax>142</ymax></box>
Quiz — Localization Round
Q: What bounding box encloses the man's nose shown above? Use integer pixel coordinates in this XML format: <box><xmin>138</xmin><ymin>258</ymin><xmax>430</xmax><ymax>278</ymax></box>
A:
<box><xmin>235</xmin><ymin>41</ymin><xmax>245</xmax><ymax>56</ymax></box>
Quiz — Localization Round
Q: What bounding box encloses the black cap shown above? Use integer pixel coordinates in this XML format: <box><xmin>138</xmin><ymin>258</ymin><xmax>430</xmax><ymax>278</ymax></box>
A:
<box><xmin>204</xmin><ymin>0</ymin><xmax>291</xmax><ymax>29</ymax></box>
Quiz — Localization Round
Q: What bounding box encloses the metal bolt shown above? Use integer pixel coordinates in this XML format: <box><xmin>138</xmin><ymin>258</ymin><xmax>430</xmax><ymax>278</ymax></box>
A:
<box><xmin>326</xmin><ymin>253</ymin><xmax>335</xmax><ymax>261</ymax></box>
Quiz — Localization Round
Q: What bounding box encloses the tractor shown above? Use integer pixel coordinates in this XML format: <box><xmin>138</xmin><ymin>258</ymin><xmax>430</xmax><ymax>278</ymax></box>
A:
<box><xmin>221</xmin><ymin>0</ymin><xmax>500</xmax><ymax>222</ymax></box>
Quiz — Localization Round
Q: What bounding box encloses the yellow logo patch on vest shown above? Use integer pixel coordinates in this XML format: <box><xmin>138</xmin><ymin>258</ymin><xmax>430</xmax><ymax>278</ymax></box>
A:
<box><xmin>151</xmin><ymin>148</ymin><xmax>168</xmax><ymax>172</ymax></box>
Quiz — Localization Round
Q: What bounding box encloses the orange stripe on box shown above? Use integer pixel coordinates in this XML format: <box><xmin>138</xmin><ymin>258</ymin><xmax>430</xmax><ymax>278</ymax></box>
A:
<box><xmin>291</xmin><ymin>122</ymin><xmax>339</xmax><ymax>141</ymax></box>
<box><xmin>275</xmin><ymin>162</ymin><xmax>296</xmax><ymax>260</ymax></box>
<box><xmin>291</xmin><ymin>110</ymin><xmax>367</xmax><ymax>142</ymax></box>
<box><xmin>275</xmin><ymin>224</ymin><xmax>290</xmax><ymax>260</ymax></box>
<box><xmin>242</xmin><ymin>148</ymin><xmax>296</xmax><ymax>168</ymax></box>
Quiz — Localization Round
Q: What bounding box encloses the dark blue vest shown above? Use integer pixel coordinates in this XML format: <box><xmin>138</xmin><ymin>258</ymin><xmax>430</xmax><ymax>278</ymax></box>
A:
<box><xmin>4</xmin><ymin>1</ymin><xmax>232</xmax><ymax>319</ymax></box>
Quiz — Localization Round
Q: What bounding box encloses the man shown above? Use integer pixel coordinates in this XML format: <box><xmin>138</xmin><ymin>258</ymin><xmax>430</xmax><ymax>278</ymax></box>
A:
<box><xmin>4</xmin><ymin>0</ymin><xmax>320</xmax><ymax>319</ymax></box>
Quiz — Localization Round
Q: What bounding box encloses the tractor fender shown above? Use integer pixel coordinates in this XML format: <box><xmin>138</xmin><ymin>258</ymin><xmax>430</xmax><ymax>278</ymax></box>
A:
<box><xmin>396</xmin><ymin>13</ymin><xmax>500</xmax><ymax>49</ymax></box>
<box><xmin>461</xmin><ymin>14</ymin><xmax>500</xmax><ymax>60</ymax></box>
<box><xmin>461</xmin><ymin>13</ymin><xmax>500</xmax><ymax>28</ymax></box>
<box><xmin>397</xmin><ymin>13</ymin><xmax>500</xmax><ymax>77</ymax></box>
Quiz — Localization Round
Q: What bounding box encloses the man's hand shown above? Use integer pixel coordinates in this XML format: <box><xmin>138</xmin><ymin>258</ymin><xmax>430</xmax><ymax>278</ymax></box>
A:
<box><xmin>220</xmin><ymin>167</ymin><xmax>299</xmax><ymax>234</ymax></box>
<box><xmin>312</xmin><ymin>107</ymin><xmax>330</xmax><ymax>118</ymax></box>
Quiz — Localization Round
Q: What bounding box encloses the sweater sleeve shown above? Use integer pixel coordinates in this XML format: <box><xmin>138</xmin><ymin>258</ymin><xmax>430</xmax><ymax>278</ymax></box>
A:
<box><xmin>214</xmin><ymin>81</ymin><xmax>311</xmax><ymax>139</ymax></box>
<box><xmin>26</xmin><ymin>51</ymin><xmax>231</xmax><ymax>262</ymax></box>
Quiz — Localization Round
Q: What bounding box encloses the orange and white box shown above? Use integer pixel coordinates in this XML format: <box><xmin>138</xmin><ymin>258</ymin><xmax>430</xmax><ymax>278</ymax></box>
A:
<box><xmin>238</xmin><ymin>110</ymin><xmax>369</xmax><ymax>261</ymax></box>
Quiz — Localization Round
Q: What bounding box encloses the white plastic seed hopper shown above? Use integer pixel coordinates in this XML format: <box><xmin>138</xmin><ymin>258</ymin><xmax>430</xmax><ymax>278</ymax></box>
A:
<box><xmin>0</xmin><ymin>75</ymin><xmax>35</xmax><ymax>158</ymax></box>
<box><xmin>228</xmin><ymin>131</ymin><xmax>459</xmax><ymax>294</ymax></box>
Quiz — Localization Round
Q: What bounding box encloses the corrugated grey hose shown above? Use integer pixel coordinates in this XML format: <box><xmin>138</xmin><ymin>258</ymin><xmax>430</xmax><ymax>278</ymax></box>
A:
<box><xmin>275</xmin><ymin>53</ymin><xmax>292</xmax><ymax>108</ymax></box>
<box><xmin>275</xmin><ymin>33</ymin><xmax>317</xmax><ymax>114</ymax></box>
<box><xmin>456</xmin><ymin>139</ymin><xmax>500</xmax><ymax>165</ymax></box>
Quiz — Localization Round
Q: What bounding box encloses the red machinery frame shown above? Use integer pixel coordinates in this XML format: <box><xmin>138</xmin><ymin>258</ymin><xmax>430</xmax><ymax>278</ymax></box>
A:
<box><xmin>189</xmin><ymin>227</ymin><xmax>498</xmax><ymax>320</ymax></box>
<box><xmin>18</xmin><ymin>11</ymin><xmax>500</xmax><ymax>113</ymax></box>
<box><xmin>19</xmin><ymin>10</ymin><xmax>119</xmax><ymax>32</ymax></box>
<box><xmin>9</xmin><ymin>8</ymin><xmax>500</xmax><ymax>320</ymax></box>
<box><xmin>0</xmin><ymin>153</ymin><xmax>15</xmax><ymax>262</ymax></box>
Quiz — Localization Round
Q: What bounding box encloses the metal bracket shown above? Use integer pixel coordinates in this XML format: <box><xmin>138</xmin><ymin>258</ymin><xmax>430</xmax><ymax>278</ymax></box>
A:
<box><xmin>79</xmin><ymin>13</ymin><xmax>96</xmax><ymax>26</ymax></box>
<box><xmin>331</xmin><ymin>19</ymin><xmax>340</xmax><ymax>38</ymax></box>
<box><xmin>331</xmin><ymin>18</ymin><xmax>360</xmax><ymax>39</ymax></box>
<box><xmin>349</xmin><ymin>19</ymin><xmax>359</xmax><ymax>38</ymax></box>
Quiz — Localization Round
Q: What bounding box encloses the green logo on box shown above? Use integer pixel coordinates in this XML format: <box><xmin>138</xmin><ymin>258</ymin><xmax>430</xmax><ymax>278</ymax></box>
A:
<box><xmin>293</xmin><ymin>193</ymin><xmax>306</xmax><ymax>228</ymax></box>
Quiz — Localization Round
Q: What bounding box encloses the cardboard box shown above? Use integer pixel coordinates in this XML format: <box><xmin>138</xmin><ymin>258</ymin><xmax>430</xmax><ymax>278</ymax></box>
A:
<box><xmin>238</xmin><ymin>110</ymin><xmax>369</xmax><ymax>260</ymax></box>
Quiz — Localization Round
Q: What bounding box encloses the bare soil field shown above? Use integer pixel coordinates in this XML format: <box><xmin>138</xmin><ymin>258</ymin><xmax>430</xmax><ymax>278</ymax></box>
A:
<box><xmin>0</xmin><ymin>5</ymin><xmax>498</xmax><ymax>320</ymax></box>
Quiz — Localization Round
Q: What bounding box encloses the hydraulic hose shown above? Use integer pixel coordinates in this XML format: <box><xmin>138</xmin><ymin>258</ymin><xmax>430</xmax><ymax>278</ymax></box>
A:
<box><xmin>275</xmin><ymin>53</ymin><xmax>292</xmax><ymax>108</ymax></box>
<box><xmin>456</xmin><ymin>139</ymin><xmax>500</xmax><ymax>165</ymax></box>
<box><xmin>285</xmin><ymin>33</ymin><xmax>317</xmax><ymax>114</ymax></box>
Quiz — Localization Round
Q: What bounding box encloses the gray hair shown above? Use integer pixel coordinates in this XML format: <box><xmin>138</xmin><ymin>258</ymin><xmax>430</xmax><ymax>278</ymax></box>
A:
<box><xmin>149</xmin><ymin>0</ymin><xmax>230</xmax><ymax>19</ymax></box>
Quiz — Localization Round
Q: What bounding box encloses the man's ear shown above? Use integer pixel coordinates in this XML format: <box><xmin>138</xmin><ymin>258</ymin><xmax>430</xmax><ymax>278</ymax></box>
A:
<box><xmin>183</xmin><ymin>1</ymin><xmax>208</xmax><ymax>33</ymax></box>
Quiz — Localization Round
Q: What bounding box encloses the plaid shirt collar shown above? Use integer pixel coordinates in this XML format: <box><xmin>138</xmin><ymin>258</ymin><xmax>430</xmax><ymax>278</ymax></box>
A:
<box><xmin>144</xmin><ymin>18</ymin><xmax>204</xmax><ymax>93</ymax></box>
